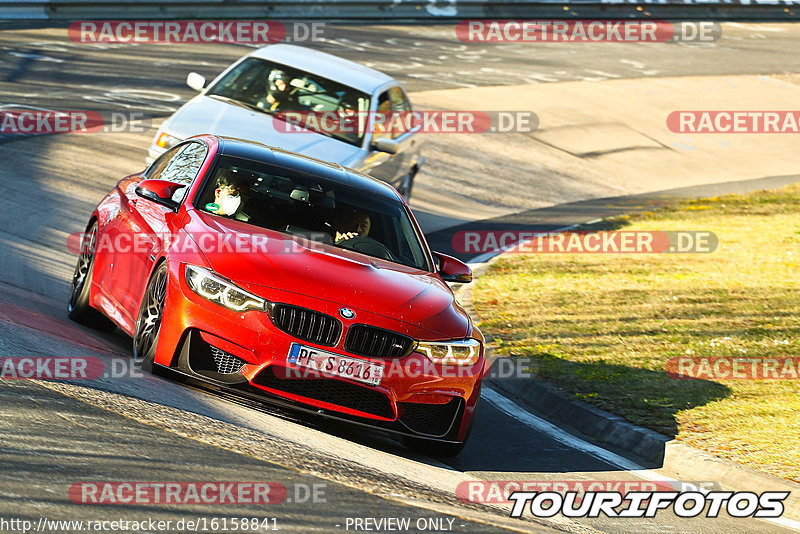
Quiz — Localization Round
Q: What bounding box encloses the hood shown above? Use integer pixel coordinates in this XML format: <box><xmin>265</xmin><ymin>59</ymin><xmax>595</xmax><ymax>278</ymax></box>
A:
<box><xmin>181</xmin><ymin>210</ymin><xmax>470</xmax><ymax>340</ymax></box>
<box><xmin>164</xmin><ymin>95</ymin><xmax>363</xmax><ymax>166</ymax></box>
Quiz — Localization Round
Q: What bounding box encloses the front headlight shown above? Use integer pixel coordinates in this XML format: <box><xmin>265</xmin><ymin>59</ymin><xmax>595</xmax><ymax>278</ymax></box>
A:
<box><xmin>185</xmin><ymin>265</ymin><xmax>266</xmax><ymax>313</ymax></box>
<box><xmin>155</xmin><ymin>131</ymin><xmax>181</xmax><ymax>149</ymax></box>
<box><xmin>417</xmin><ymin>339</ymin><xmax>481</xmax><ymax>366</ymax></box>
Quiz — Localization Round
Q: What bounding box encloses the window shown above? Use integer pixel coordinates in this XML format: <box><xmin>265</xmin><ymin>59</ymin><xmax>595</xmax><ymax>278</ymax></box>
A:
<box><xmin>374</xmin><ymin>86</ymin><xmax>414</xmax><ymax>141</ymax></box>
<box><xmin>205</xmin><ymin>57</ymin><xmax>372</xmax><ymax>147</ymax></box>
<box><xmin>148</xmin><ymin>142</ymin><xmax>208</xmax><ymax>203</ymax></box>
<box><xmin>145</xmin><ymin>144</ymin><xmax>183</xmax><ymax>180</ymax></box>
<box><xmin>194</xmin><ymin>155</ymin><xmax>431</xmax><ymax>270</ymax></box>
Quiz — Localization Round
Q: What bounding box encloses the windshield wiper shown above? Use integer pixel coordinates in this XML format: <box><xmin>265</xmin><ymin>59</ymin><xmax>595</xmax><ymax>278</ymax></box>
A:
<box><xmin>208</xmin><ymin>94</ymin><xmax>270</xmax><ymax>115</ymax></box>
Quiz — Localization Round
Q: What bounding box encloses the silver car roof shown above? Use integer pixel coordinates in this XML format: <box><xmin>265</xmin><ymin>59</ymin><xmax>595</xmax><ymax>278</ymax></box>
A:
<box><xmin>249</xmin><ymin>44</ymin><xmax>395</xmax><ymax>94</ymax></box>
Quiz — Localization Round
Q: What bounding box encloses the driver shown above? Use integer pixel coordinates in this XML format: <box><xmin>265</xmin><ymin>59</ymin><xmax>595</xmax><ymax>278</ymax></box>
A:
<box><xmin>208</xmin><ymin>170</ymin><xmax>251</xmax><ymax>222</ymax></box>
<box><xmin>264</xmin><ymin>69</ymin><xmax>298</xmax><ymax>111</ymax></box>
<box><xmin>335</xmin><ymin>211</ymin><xmax>371</xmax><ymax>243</ymax></box>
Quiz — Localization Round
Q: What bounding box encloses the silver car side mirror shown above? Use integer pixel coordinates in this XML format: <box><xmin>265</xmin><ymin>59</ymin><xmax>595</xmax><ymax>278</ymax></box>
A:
<box><xmin>373</xmin><ymin>137</ymin><xmax>399</xmax><ymax>154</ymax></box>
<box><xmin>186</xmin><ymin>72</ymin><xmax>207</xmax><ymax>92</ymax></box>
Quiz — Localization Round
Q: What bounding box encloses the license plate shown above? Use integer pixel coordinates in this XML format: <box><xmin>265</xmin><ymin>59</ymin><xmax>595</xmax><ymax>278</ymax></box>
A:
<box><xmin>287</xmin><ymin>343</ymin><xmax>383</xmax><ymax>386</ymax></box>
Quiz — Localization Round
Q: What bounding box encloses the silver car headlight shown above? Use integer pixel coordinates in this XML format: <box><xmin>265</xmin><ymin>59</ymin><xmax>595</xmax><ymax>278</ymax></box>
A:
<box><xmin>185</xmin><ymin>265</ymin><xmax>266</xmax><ymax>313</ymax></box>
<box><xmin>417</xmin><ymin>339</ymin><xmax>481</xmax><ymax>366</ymax></box>
<box><xmin>154</xmin><ymin>131</ymin><xmax>181</xmax><ymax>149</ymax></box>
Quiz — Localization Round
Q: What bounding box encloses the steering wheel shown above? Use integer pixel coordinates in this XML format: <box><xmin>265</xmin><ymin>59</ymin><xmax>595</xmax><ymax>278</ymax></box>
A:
<box><xmin>336</xmin><ymin>236</ymin><xmax>397</xmax><ymax>262</ymax></box>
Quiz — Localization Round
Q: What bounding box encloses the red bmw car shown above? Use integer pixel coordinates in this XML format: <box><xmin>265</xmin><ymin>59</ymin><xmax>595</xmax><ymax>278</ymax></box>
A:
<box><xmin>68</xmin><ymin>134</ymin><xmax>483</xmax><ymax>455</ymax></box>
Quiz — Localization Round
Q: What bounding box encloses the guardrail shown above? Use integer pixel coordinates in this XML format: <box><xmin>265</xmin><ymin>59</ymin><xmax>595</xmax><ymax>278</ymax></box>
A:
<box><xmin>0</xmin><ymin>0</ymin><xmax>798</xmax><ymax>22</ymax></box>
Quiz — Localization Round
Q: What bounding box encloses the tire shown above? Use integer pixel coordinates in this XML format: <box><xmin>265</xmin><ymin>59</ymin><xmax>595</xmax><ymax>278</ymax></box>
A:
<box><xmin>402</xmin><ymin>436</ymin><xmax>467</xmax><ymax>457</ymax></box>
<box><xmin>67</xmin><ymin>222</ymin><xmax>116</xmax><ymax>331</ymax></box>
<box><xmin>132</xmin><ymin>262</ymin><xmax>169</xmax><ymax>373</ymax></box>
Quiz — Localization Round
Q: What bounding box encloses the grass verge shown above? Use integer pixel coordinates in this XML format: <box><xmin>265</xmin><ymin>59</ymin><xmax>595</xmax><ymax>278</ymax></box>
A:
<box><xmin>473</xmin><ymin>184</ymin><xmax>800</xmax><ymax>481</ymax></box>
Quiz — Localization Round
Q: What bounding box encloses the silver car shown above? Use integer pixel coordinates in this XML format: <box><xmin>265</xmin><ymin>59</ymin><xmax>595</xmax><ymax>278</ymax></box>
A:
<box><xmin>147</xmin><ymin>44</ymin><xmax>423</xmax><ymax>199</ymax></box>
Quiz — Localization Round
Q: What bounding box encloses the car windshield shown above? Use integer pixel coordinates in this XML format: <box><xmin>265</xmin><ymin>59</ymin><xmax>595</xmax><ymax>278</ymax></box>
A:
<box><xmin>194</xmin><ymin>155</ymin><xmax>431</xmax><ymax>271</ymax></box>
<box><xmin>205</xmin><ymin>57</ymin><xmax>372</xmax><ymax>147</ymax></box>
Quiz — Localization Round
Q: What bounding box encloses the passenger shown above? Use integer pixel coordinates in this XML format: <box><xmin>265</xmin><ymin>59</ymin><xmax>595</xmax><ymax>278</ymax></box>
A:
<box><xmin>265</xmin><ymin>69</ymin><xmax>298</xmax><ymax>111</ymax></box>
<box><xmin>208</xmin><ymin>169</ymin><xmax>250</xmax><ymax>222</ymax></box>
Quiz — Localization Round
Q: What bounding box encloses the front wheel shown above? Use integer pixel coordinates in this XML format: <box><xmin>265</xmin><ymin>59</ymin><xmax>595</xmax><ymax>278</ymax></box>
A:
<box><xmin>67</xmin><ymin>222</ymin><xmax>116</xmax><ymax>331</ymax></box>
<box><xmin>132</xmin><ymin>262</ymin><xmax>169</xmax><ymax>372</ymax></box>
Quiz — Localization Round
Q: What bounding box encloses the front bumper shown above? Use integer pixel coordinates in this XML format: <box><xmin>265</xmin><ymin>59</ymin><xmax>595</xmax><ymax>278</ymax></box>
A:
<box><xmin>155</xmin><ymin>261</ymin><xmax>483</xmax><ymax>442</ymax></box>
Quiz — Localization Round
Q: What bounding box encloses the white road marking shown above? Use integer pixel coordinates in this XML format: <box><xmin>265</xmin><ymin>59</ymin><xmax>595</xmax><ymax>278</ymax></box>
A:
<box><xmin>586</xmin><ymin>69</ymin><xmax>622</xmax><ymax>78</ymax></box>
<box><xmin>620</xmin><ymin>59</ymin><xmax>647</xmax><ymax>69</ymax></box>
<box><xmin>406</xmin><ymin>72</ymin><xmax>477</xmax><ymax>88</ymax></box>
<box><xmin>8</xmin><ymin>51</ymin><xmax>64</xmax><ymax>63</ymax></box>
<box><xmin>482</xmin><ymin>386</ymin><xmax>800</xmax><ymax>531</ymax></box>
<box><xmin>483</xmin><ymin>386</ymin><xmax>651</xmax><ymax>472</ymax></box>
<box><xmin>727</xmin><ymin>23</ymin><xmax>786</xmax><ymax>32</ymax></box>
<box><xmin>82</xmin><ymin>88</ymin><xmax>181</xmax><ymax>112</ymax></box>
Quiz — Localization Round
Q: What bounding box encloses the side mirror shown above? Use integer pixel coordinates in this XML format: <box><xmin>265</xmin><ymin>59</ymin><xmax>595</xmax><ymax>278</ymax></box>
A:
<box><xmin>373</xmin><ymin>137</ymin><xmax>399</xmax><ymax>154</ymax></box>
<box><xmin>186</xmin><ymin>72</ymin><xmax>207</xmax><ymax>92</ymax></box>
<box><xmin>135</xmin><ymin>179</ymin><xmax>183</xmax><ymax>211</ymax></box>
<box><xmin>433</xmin><ymin>251</ymin><xmax>472</xmax><ymax>284</ymax></box>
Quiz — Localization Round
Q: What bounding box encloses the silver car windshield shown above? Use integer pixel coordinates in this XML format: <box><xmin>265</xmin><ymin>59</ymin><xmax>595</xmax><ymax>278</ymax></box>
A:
<box><xmin>206</xmin><ymin>57</ymin><xmax>372</xmax><ymax>148</ymax></box>
<box><xmin>195</xmin><ymin>156</ymin><xmax>431</xmax><ymax>271</ymax></box>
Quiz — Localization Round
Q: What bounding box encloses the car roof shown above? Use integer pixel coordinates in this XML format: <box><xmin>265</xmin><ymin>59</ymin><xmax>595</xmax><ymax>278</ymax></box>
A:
<box><xmin>249</xmin><ymin>44</ymin><xmax>394</xmax><ymax>94</ymax></box>
<box><xmin>214</xmin><ymin>136</ymin><xmax>402</xmax><ymax>200</ymax></box>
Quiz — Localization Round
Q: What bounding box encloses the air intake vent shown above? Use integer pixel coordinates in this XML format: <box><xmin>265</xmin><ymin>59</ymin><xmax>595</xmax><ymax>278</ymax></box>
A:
<box><xmin>345</xmin><ymin>325</ymin><xmax>415</xmax><ymax>359</ymax></box>
<box><xmin>399</xmin><ymin>398</ymin><xmax>463</xmax><ymax>437</ymax></box>
<box><xmin>210</xmin><ymin>346</ymin><xmax>247</xmax><ymax>374</ymax></box>
<box><xmin>270</xmin><ymin>304</ymin><xmax>342</xmax><ymax>346</ymax></box>
<box><xmin>253</xmin><ymin>366</ymin><xmax>395</xmax><ymax>419</ymax></box>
